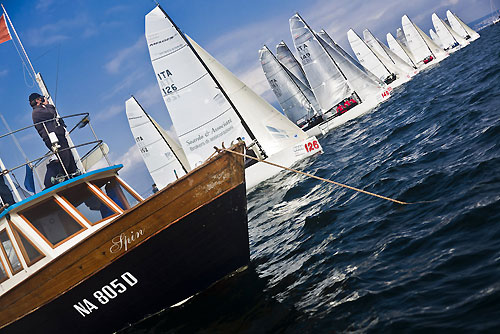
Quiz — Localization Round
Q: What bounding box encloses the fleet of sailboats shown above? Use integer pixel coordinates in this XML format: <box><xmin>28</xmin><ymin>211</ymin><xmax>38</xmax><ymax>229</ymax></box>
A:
<box><xmin>0</xmin><ymin>2</ymin><xmax>487</xmax><ymax>332</ymax></box>
<box><xmin>144</xmin><ymin>6</ymin><xmax>322</xmax><ymax>190</ymax></box>
<box><xmin>255</xmin><ymin>9</ymin><xmax>480</xmax><ymax>143</ymax></box>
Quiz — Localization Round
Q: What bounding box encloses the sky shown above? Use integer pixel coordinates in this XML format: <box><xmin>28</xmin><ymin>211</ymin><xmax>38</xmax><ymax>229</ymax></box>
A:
<box><xmin>0</xmin><ymin>0</ymin><xmax>495</xmax><ymax>196</ymax></box>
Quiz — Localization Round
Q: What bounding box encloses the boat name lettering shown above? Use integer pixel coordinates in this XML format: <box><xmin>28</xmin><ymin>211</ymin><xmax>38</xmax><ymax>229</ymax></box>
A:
<box><xmin>149</xmin><ymin>35</ymin><xmax>175</xmax><ymax>47</ymax></box>
<box><xmin>73</xmin><ymin>272</ymin><xmax>139</xmax><ymax>317</ymax></box>
<box><xmin>110</xmin><ymin>229</ymin><xmax>145</xmax><ymax>254</ymax></box>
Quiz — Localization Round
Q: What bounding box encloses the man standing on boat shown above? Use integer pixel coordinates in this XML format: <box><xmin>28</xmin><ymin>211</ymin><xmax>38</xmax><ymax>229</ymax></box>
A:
<box><xmin>29</xmin><ymin>93</ymin><xmax>78</xmax><ymax>181</ymax></box>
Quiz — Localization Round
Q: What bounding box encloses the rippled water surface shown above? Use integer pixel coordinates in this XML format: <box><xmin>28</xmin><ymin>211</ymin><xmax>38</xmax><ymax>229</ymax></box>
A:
<box><xmin>124</xmin><ymin>24</ymin><xmax>500</xmax><ymax>333</ymax></box>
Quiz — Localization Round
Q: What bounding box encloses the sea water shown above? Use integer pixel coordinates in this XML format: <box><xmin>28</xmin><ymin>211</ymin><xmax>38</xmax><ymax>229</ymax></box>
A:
<box><xmin>123</xmin><ymin>24</ymin><xmax>500</xmax><ymax>333</ymax></box>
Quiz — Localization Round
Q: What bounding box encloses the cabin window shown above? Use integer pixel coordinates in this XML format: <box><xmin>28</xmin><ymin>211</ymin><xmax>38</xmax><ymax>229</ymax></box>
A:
<box><xmin>10</xmin><ymin>223</ymin><xmax>44</xmax><ymax>266</ymax></box>
<box><xmin>0</xmin><ymin>258</ymin><xmax>7</xmax><ymax>283</ymax></box>
<box><xmin>59</xmin><ymin>183</ymin><xmax>118</xmax><ymax>224</ymax></box>
<box><xmin>20</xmin><ymin>199</ymin><xmax>85</xmax><ymax>247</ymax></box>
<box><xmin>0</xmin><ymin>229</ymin><xmax>23</xmax><ymax>275</ymax></box>
<box><xmin>93</xmin><ymin>177</ymin><xmax>140</xmax><ymax>211</ymax></box>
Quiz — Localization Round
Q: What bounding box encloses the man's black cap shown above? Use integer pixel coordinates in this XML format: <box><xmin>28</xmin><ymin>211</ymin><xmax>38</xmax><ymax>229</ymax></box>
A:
<box><xmin>29</xmin><ymin>93</ymin><xmax>43</xmax><ymax>103</ymax></box>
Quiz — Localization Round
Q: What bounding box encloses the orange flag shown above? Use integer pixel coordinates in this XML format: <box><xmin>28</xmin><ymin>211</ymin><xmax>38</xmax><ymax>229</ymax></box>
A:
<box><xmin>0</xmin><ymin>14</ymin><xmax>11</xmax><ymax>45</ymax></box>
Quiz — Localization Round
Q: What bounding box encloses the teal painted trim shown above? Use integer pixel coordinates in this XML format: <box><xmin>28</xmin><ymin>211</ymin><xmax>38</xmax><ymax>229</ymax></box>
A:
<box><xmin>0</xmin><ymin>165</ymin><xmax>123</xmax><ymax>219</ymax></box>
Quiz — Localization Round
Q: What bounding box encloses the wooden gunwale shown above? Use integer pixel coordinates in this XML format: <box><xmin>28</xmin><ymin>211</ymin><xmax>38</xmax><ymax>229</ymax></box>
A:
<box><xmin>0</xmin><ymin>144</ymin><xmax>244</xmax><ymax>328</ymax></box>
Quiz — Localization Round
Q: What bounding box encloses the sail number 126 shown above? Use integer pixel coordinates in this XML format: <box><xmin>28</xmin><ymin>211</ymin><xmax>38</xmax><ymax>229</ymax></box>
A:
<box><xmin>305</xmin><ymin>140</ymin><xmax>320</xmax><ymax>153</ymax></box>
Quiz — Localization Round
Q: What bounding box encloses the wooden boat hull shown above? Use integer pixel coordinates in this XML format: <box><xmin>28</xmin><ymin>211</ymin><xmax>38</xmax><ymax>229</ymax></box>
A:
<box><xmin>0</xmin><ymin>146</ymin><xmax>248</xmax><ymax>334</ymax></box>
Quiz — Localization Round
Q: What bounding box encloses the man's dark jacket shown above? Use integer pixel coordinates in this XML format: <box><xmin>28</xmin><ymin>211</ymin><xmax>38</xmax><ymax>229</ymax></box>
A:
<box><xmin>32</xmin><ymin>104</ymin><xmax>65</xmax><ymax>142</ymax></box>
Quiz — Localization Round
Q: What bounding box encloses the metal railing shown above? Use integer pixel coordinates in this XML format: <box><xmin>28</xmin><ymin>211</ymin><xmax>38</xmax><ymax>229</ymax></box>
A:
<box><xmin>0</xmin><ymin>113</ymin><xmax>111</xmax><ymax>204</ymax></box>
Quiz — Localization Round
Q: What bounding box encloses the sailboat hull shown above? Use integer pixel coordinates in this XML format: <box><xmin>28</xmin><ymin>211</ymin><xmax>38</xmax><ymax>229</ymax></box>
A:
<box><xmin>246</xmin><ymin>136</ymin><xmax>322</xmax><ymax>190</ymax></box>
<box><xmin>305</xmin><ymin>92</ymin><xmax>392</xmax><ymax>137</ymax></box>
<box><xmin>0</xmin><ymin>146</ymin><xmax>249</xmax><ymax>334</ymax></box>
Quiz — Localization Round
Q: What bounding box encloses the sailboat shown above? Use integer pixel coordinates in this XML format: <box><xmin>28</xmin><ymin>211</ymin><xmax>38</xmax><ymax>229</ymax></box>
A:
<box><xmin>429</xmin><ymin>28</ymin><xmax>445</xmax><ymax>49</ymax></box>
<box><xmin>0</xmin><ymin>6</ymin><xmax>251</xmax><ymax>333</ymax></box>
<box><xmin>146</xmin><ymin>6</ymin><xmax>322</xmax><ymax>190</ymax></box>
<box><xmin>446</xmin><ymin>10</ymin><xmax>480</xmax><ymax>42</ymax></box>
<box><xmin>259</xmin><ymin>45</ymin><xmax>323</xmax><ymax>131</ymax></box>
<box><xmin>432</xmin><ymin>13</ymin><xmax>468</xmax><ymax>52</ymax></box>
<box><xmin>362</xmin><ymin>29</ymin><xmax>418</xmax><ymax>77</ymax></box>
<box><xmin>348</xmin><ymin>29</ymin><xmax>398</xmax><ymax>85</ymax></box>
<box><xmin>317</xmin><ymin>29</ymin><xmax>385</xmax><ymax>87</ymax></box>
<box><xmin>289</xmin><ymin>13</ymin><xmax>391</xmax><ymax>137</ymax></box>
<box><xmin>125</xmin><ymin>96</ymin><xmax>190</xmax><ymax>190</ymax></box>
<box><xmin>276</xmin><ymin>40</ymin><xmax>312</xmax><ymax>89</ymax></box>
<box><xmin>386</xmin><ymin>32</ymin><xmax>418</xmax><ymax>68</ymax></box>
<box><xmin>402</xmin><ymin>15</ymin><xmax>448</xmax><ymax>68</ymax></box>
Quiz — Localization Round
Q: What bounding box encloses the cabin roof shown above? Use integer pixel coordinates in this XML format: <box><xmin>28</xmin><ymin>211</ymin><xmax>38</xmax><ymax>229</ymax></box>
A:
<box><xmin>0</xmin><ymin>165</ymin><xmax>123</xmax><ymax>219</ymax></box>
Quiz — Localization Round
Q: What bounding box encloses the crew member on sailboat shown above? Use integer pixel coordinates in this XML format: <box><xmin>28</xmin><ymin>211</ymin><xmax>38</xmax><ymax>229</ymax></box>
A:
<box><xmin>30</xmin><ymin>93</ymin><xmax>78</xmax><ymax>184</ymax></box>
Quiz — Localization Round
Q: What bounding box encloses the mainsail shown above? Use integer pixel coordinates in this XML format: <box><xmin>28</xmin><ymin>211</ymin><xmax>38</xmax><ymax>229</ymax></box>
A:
<box><xmin>402</xmin><ymin>15</ymin><xmax>446</xmax><ymax>63</ymax></box>
<box><xmin>259</xmin><ymin>45</ymin><xmax>320</xmax><ymax>126</ymax></box>
<box><xmin>429</xmin><ymin>29</ymin><xmax>444</xmax><ymax>49</ymax></box>
<box><xmin>187</xmin><ymin>36</ymin><xmax>309</xmax><ymax>157</ymax></box>
<box><xmin>387</xmin><ymin>32</ymin><xmax>417</xmax><ymax>68</ymax></box>
<box><xmin>125</xmin><ymin>96</ymin><xmax>189</xmax><ymax>189</ymax></box>
<box><xmin>446</xmin><ymin>10</ymin><xmax>480</xmax><ymax>41</ymax></box>
<box><xmin>146</xmin><ymin>6</ymin><xmax>251</xmax><ymax>168</ymax></box>
<box><xmin>290</xmin><ymin>13</ymin><xmax>352</xmax><ymax>113</ymax></box>
<box><xmin>348</xmin><ymin>29</ymin><xmax>393</xmax><ymax>83</ymax></box>
<box><xmin>316</xmin><ymin>31</ymin><xmax>383</xmax><ymax>102</ymax></box>
<box><xmin>317</xmin><ymin>29</ymin><xmax>383</xmax><ymax>86</ymax></box>
<box><xmin>432</xmin><ymin>13</ymin><xmax>467</xmax><ymax>49</ymax></box>
<box><xmin>363</xmin><ymin>29</ymin><xmax>415</xmax><ymax>73</ymax></box>
<box><xmin>276</xmin><ymin>41</ymin><xmax>311</xmax><ymax>89</ymax></box>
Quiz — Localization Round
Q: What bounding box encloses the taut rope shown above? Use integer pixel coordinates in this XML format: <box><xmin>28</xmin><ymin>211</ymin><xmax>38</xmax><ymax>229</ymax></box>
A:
<box><xmin>219</xmin><ymin>147</ymin><xmax>421</xmax><ymax>205</ymax></box>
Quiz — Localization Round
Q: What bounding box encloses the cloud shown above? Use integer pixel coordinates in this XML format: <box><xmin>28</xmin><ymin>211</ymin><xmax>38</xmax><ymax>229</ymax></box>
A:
<box><xmin>26</xmin><ymin>13</ymin><xmax>95</xmax><ymax>46</ymax></box>
<box><xmin>0</xmin><ymin>69</ymin><xmax>8</xmax><ymax>77</ymax></box>
<box><xmin>94</xmin><ymin>103</ymin><xmax>123</xmax><ymax>121</ymax></box>
<box><xmin>104</xmin><ymin>37</ymin><xmax>146</xmax><ymax>74</ymax></box>
<box><xmin>111</xmin><ymin>143</ymin><xmax>145</xmax><ymax>182</ymax></box>
<box><xmin>36</xmin><ymin>0</ymin><xmax>55</xmax><ymax>11</ymax></box>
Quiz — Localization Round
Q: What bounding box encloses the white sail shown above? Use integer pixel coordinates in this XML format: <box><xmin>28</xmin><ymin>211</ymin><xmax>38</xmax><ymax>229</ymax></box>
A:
<box><xmin>259</xmin><ymin>45</ymin><xmax>319</xmax><ymax>126</ymax></box>
<box><xmin>276</xmin><ymin>41</ymin><xmax>311</xmax><ymax>89</ymax></box>
<box><xmin>446</xmin><ymin>10</ymin><xmax>480</xmax><ymax>41</ymax></box>
<box><xmin>348</xmin><ymin>29</ymin><xmax>393</xmax><ymax>83</ymax></box>
<box><xmin>443</xmin><ymin>20</ymin><xmax>469</xmax><ymax>46</ymax></box>
<box><xmin>396</xmin><ymin>28</ymin><xmax>408</xmax><ymax>47</ymax></box>
<box><xmin>316</xmin><ymin>32</ymin><xmax>383</xmax><ymax>102</ymax></box>
<box><xmin>125</xmin><ymin>96</ymin><xmax>189</xmax><ymax>189</ymax></box>
<box><xmin>429</xmin><ymin>29</ymin><xmax>444</xmax><ymax>49</ymax></box>
<box><xmin>187</xmin><ymin>36</ymin><xmax>309</xmax><ymax>158</ymax></box>
<box><xmin>146</xmin><ymin>6</ymin><xmax>251</xmax><ymax>168</ymax></box>
<box><xmin>290</xmin><ymin>13</ymin><xmax>352</xmax><ymax>113</ymax></box>
<box><xmin>363</xmin><ymin>29</ymin><xmax>415</xmax><ymax>74</ymax></box>
<box><xmin>432</xmin><ymin>13</ymin><xmax>467</xmax><ymax>49</ymax></box>
<box><xmin>387</xmin><ymin>32</ymin><xmax>417</xmax><ymax>68</ymax></box>
<box><xmin>402</xmin><ymin>15</ymin><xmax>446</xmax><ymax>63</ymax></box>
<box><xmin>317</xmin><ymin>29</ymin><xmax>384</xmax><ymax>86</ymax></box>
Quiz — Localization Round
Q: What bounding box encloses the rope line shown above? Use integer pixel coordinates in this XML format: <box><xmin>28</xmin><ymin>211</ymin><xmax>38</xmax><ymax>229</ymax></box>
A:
<box><xmin>219</xmin><ymin>147</ymin><xmax>416</xmax><ymax>205</ymax></box>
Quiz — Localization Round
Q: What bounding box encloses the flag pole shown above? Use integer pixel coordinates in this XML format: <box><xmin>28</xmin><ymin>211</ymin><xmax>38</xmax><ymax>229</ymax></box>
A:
<box><xmin>1</xmin><ymin>3</ymin><xmax>36</xmax><ymax>78</ymax></box>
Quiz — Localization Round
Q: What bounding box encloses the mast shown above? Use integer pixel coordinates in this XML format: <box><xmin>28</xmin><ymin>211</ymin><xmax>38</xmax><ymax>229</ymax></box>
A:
<box><xmin>131</xmin><ymin>96</ymin><xmax>189</xmax><ymax>174</ymax></box>
<box><xmin>156</xmin><ymin>5</ymin><xmax>258</xmax><ymax>145</ymax></box>
<box><xmin>263</xmin><ymin>45</ymin><xmax>317</xmax><ymax>120</ymax></box>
